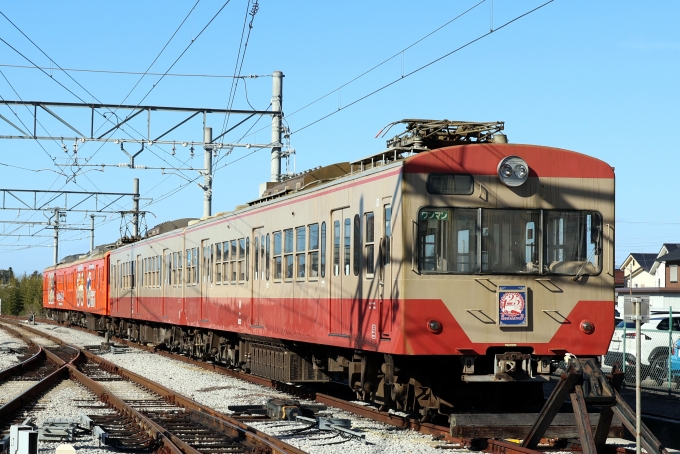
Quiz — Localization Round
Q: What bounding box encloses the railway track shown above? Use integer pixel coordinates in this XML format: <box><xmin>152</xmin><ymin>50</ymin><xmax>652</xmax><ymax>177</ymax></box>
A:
<box><xmin>2</xmin><ymin>317</ymin><xmax>673</xmax><ymax>454</ymax></box>
<box><xmin>0</xmin><ymin>322</ymin><xmax>305</xmax><ymax>454</ymax></box>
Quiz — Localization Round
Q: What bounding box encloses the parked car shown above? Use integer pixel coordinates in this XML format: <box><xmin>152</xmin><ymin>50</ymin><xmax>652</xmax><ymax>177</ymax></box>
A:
<box><xmin>670</xmin><ymin>339</ymin><xmax>680</xmax><ymax>383</ymax></box>
<box><xmin>604</xmin><ymin>315</ymin><xmax>680</xmax><ymax>384</ymax></box>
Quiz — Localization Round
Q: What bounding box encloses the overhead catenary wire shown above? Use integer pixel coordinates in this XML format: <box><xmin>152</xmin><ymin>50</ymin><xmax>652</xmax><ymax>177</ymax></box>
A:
<box><xmin>218</xmin><ymin>0</ymin><xmax>259</xmax><ymax>143</ymax></box>
<box><xmin>0</xmin><ymin>64</ymin><xmax>271</xmax><ymax>79</ymax></box>
<box><xmin>290</xmin><ymin>0</ymin><xmax>555</xmax><ymax>136</ymax></box>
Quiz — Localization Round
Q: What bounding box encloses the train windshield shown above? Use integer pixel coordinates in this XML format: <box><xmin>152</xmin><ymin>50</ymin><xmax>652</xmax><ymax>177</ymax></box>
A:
<box><xmin>417</xmin><ymin>208</ymin><xmax>602</xmax><ymax>275</ymax></box>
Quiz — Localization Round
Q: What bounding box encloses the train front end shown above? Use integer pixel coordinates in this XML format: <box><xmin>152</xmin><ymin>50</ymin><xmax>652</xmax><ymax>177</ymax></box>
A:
<box><xmin>387</xmin><ymin>120</ymin><xmax>615</xmax><ymax>414</ymax></box>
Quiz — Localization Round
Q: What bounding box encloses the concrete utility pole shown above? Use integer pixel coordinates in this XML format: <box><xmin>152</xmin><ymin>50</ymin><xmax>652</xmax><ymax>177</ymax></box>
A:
<box><xmin>53</xmin><ymin>208</ymin><xmax>60</xmax><ymax>266</ymax></box>
<box><xmin>203</xmin><ymin>127</ymin><xmax>213</xmax><ymax>218</ymax></box>
<box><xmin>90</xmin><ymin>214</ymin><xmax>95</xmax><ymax>252</ymax></box>
<box><xmin>270</xmin><ymin>70</ymin><xmax>283</xmax><ymax>182</ymax></box>
<box><xmin>132</xmin><ymin>178</ymin><xmax>140</xmax><ymax>238</ymax></box>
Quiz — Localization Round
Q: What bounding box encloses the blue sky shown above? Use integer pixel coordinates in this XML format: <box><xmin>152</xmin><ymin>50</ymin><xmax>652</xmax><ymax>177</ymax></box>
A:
<box><xmin>0</xmin><ymin>1</ymin><xmax>678</xmax><ymax>275</ymax></box>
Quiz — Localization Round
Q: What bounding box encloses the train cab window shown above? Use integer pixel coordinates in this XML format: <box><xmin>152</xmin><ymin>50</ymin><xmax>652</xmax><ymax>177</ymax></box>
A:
<box><xmin>308</xmin><ymin>223</ymin><xmax>319</xmax><ymax>279</ymax></box>
<box><xmin>186</xmin><ymin>249</ymin><xmax>191</xmax><ymax>285</ymax></box>
<box><xmin>418</xmin><ymin>208</ymin><xmax>479</xmax><ymax>273</ymax></box>
<box><xmin>426</xmin><ymin>173</ymin><xmax>474</xmax><ymax>195</ymax></box>
<box><xmin>273</xmin><ymin>231</ymin><xmax>282</xmax><ymax>281</ymax></box>
<box><xmin>321</xmin><ymin>222</ymin><xmax>326</xmax><ymax>278</ymax></box>
<box><xmin>365</xmin><ymin>213</ymin><xmax>375</xmax><ymax>277</ymax></box>
<box><xmin>344</xmin><ymin>218</ymin><xmax>351</xmax><ymax>275</ymax></box>
<box><xmin>544</xmin><ymin>211</ymin><xmax>602</xmax><ymax>275</ymax></box>
<box><xmin>246</xmin><ymin>238</ymin><xmax>250</xmax><ymax>281</ymax></box>
<box><xmin>296</xmin><ymin>226</ymin><xmax>306</xmax><ymax>280</ymax></box>
<box><xmin>482</xmin><ymin>210</ymin><xmax>540</xmax><ymax>274</ymax></box>
<box><xmin>284</xmin><ymin>228</ymin><xmax>294</xmax><ymax>281</ymax></box>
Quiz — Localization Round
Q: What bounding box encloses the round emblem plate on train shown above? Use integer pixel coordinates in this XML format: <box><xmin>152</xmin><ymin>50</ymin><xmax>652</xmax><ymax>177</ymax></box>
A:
<box><xmin>498</xmin><ymin>285</ymin><xmax>528</xmax><ymax>327</ymax></box>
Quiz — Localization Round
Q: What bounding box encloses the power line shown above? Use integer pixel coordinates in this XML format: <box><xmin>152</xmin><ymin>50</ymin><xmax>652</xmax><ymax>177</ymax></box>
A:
<box><xmin>285</xmin><ymin>0</ymin><xmax>484</xmax><ymax>121</ymax></box>
<box><xmin>291</xmin><ymin>0</ymin><xmax>555</xmax><ymax>136</ymax></box>
<box><xmin>0</xmin><ymin>63</ymin><xmax>270</xmax><ymax>79</ymax></box>
<box><xmin>219</xmin><ymin>0</ymin><xmax>259</xmax><ymax>142</ymax></box>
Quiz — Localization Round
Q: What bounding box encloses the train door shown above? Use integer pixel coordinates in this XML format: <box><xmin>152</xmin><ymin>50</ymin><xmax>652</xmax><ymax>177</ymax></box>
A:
<box><xmin>251</xmin><ymin>228</ymin><xmax>264</xmax><ymax>327</ymax></box>
<box><xmin>380</xmin><ymin>199</ymin><xmax>393</xmax><ymax>337</ymax></box>
<box><xmin>330</xmin><ymin>208</ymin><xmax>350</xmax><ymax>336</ymax></box>
<box><xmin>200</xmin><ymin>239</ymin><xmax>210</xmax><ymax>321</ymax></box>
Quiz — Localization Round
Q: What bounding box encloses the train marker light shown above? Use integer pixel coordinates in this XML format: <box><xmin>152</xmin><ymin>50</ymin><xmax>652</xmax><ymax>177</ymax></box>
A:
<box><xmin>497</xmin><ymin>156</ymin><xmax>529</xmax><ymax>187</ymax></box>
<box><xmin>580</xmin><ymin>319</ymin><xmax>595</xmax><ymax>334</ymax></box>
<box><xmin>427</xmin><ymin>319</ymin><xmax>442</xmax><ymax>334</ymax></box>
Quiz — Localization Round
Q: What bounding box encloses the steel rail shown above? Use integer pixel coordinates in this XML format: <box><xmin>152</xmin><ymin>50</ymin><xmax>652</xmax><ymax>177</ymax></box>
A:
<box><xmin>2</xmin><ymin>317</ymin><xmax>547</xmax><ymax>452</ymax></box>
<box><xmin>0</xmin><ymin>326</ymin><xmax>80</xmax><ymax>421</ymax></box>
<box><xmin>1</xmin><ymin>319</ymin><xmax>306</xmax><ymax>454</ymax></box>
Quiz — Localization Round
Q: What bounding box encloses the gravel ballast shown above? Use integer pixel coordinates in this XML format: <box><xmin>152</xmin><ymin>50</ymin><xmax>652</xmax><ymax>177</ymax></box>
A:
<box><xmin>21</xmin><ymin>322</ymin><xmax>464</xmax><ymax>453</ymax></box>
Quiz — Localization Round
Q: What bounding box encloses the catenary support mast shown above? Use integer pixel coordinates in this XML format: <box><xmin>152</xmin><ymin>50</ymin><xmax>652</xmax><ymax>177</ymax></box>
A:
<box><xmin>203</xmin><ymin>126</ymin><xmax>213</xmax><ymax>218</ymax></box>
<box><xmin>270</xmin><ymin>71</ymin><xmax>283</xmax><ymax>182</ymax></box>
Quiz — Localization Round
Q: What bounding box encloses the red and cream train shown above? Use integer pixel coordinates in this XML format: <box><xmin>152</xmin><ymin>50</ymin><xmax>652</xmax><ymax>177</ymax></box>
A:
<box><xmin>44</xmin><ymin>120</ymin><xmax>615</xmax><ymax>417</ymax></box>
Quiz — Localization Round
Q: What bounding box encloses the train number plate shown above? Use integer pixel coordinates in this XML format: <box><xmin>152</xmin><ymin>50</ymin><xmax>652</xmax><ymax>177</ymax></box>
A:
<box><xmin>498</xmin><ymin>286</ymin><xmax>528</xmax><ymax>327</ymax></box>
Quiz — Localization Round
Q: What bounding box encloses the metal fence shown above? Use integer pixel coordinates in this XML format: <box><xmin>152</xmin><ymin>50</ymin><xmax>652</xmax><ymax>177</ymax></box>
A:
<box><xmin>602</xmin><ymin>317</ymin><xmax>680</xmax><ymax>394</ymax></box>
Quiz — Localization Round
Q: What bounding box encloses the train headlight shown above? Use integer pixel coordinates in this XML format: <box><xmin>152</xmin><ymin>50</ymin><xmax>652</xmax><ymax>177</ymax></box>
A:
<box><xmin>580</xmin><ymin>319</ymin><xmax>595</xmax><ymax>335</ymax></box>
<box><xmin>427</xmin><ymin>319</ymin><xmax>442</xmax><ymax>334</ymax></box>
<box><xmin>497</xmin><ymin>156</ymin><xmax>529</xmax><ymax>187</ymax></box>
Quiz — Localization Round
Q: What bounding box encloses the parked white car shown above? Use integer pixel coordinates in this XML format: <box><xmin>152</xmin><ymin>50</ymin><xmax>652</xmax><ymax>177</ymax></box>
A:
<box><xmin>604</xmin><ymin>315</ymin><xmax>680</xmax><ymax>384</ymax></box>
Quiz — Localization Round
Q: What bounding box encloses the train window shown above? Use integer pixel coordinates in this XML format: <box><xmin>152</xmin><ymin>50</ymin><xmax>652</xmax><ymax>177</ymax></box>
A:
<box><xmin>222</xmin><ymin>241</ymin><xmax>228</xmax><ymax>284</ymax></box>
<box><xmin>426</xmin><ymin>174</ymin><xmax>474</xmax><ymax>195</ymax></box>
<box><xmin>273</xmin><ymin>231</ymin><xmax>282</xmax><ymax>280</ymax></box>
<box><xmin>284</xmin><ymin>228</ymin><xmax>294</xmax><ymax>280</ymax></box>
<box><xmin>260</xmin><ymin>235</ymin><xmax>265</xmax><ymax>280</ymax></box>
<box><xmin>156</xmin><ymin>255</ymin><xmax>161</xmax><ymax>287</ymax></box>
<box><xmin>215</xmin><ymin>243</ymin><xmax>222</xmax><ymax>284</ymax></box>
<box><xmin>321</xmin><ymin>222</ymin><xmax>326</xmax><ymax>278</ymax></box>
<box><xmin>482</xmin><ymin>210</ymin><xmax>540</xmax><ymax>273</ymax></box>
<box><xmin>344</xmin><ymin>218</ymin><xmax>351</xmax><ymax>275</ymax></box>
<box><xmin>202</xmin><ymin>242</ymin><xmax>211</xmax><ymax>284</ymax></box>
<box><xmin>192</xmin><ymin>247</ymin><xmax>199</xmax><ymax>285</ymax></box>
<box><xmin>296</xmin><ymin>226</ymin><xmax>306</xmax><ymax>280</ymax></box>
<box><xmin>178</xmin><ymin>251</ymin><xmax>183</xmax><ymax>285</ymax></box>
<box><xmin>383</xmin><ymin>204</ymin><xmax>392</xmax><ymax>266</ymax></box>
<box><xmin>365</xmin><ymin>213</ymin><xmax>375</xmax><ymax>277</ymax></box>
<box><xmin>333</xmin><ymin>220</ymin><xmax>340</xmax><ymax>276</ymax></box>
<box><xmin>186</xmin><ymin>249</ymin><xmax>191</xmax><ymax>285</ymax></box>
<box><xmin>253</xmin><ymin>237</ymin><xmax>259</xmax><ymax>281</ymax></box>
<box><xmin>354</xmin><ymin>215</ymin><xmax>361</xmax><ymax>276</ymax></box>
<box><xmin>544</xmin><ymin>211</ymin><xmax>602</xmax><ymax>275</ymax></box>
<box><xmin>229</xmin><ymin>240</ymin><xmax>238</xmax><ymax>284</ymax></box>
<box><xmin>266</xmin><ymin>233</ymin><xmax>271</xmax><ymax>281</ymax></box>
<box><xmin>308</xmin><ymin>223</ymin><xmax>319</xmax><ymax>279</ymax></box>
<box><xmin>239</xmin><ymin>238</ymin><xmax>246</xmax><ymax>283</ymax></box>
<box><xmin>246</xmin><ymin>238</ymin><xmax>249</xmax><ymax>281</ymax></box>
<box><xmin>165</xmin><ymin>252</ymin><xmax>171</xmax><ymax>286</ymax></box>
<box><xmin>418</xmin><ymin>208</ymin><xmax>480</xmax><ymax>273</ymax></box>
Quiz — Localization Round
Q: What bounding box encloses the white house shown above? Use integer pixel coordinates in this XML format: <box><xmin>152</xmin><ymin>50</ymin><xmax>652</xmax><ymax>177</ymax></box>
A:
<box><xmin>649</xmin><ymin>243</ymin><xmax>680</xmax><ymax>288</ymax></box>
<box><xmin>620</xmin><ymin>253</ymin><xmax>658</xmax><ymax>288</ymax></box>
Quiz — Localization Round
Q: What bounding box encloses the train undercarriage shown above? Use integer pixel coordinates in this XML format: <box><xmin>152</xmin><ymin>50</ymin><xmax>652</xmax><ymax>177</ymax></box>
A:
<box><xmin>47</xmin><ymin>309</ymin><xmax>547</xmax><ymax>421</ymax></box>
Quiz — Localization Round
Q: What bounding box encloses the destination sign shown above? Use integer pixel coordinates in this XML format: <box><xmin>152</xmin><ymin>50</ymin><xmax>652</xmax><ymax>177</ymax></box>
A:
<box><xmin>419</xmin><ymin>210</ymin><xmax>449</xmax><ymax>221</ymax></box>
